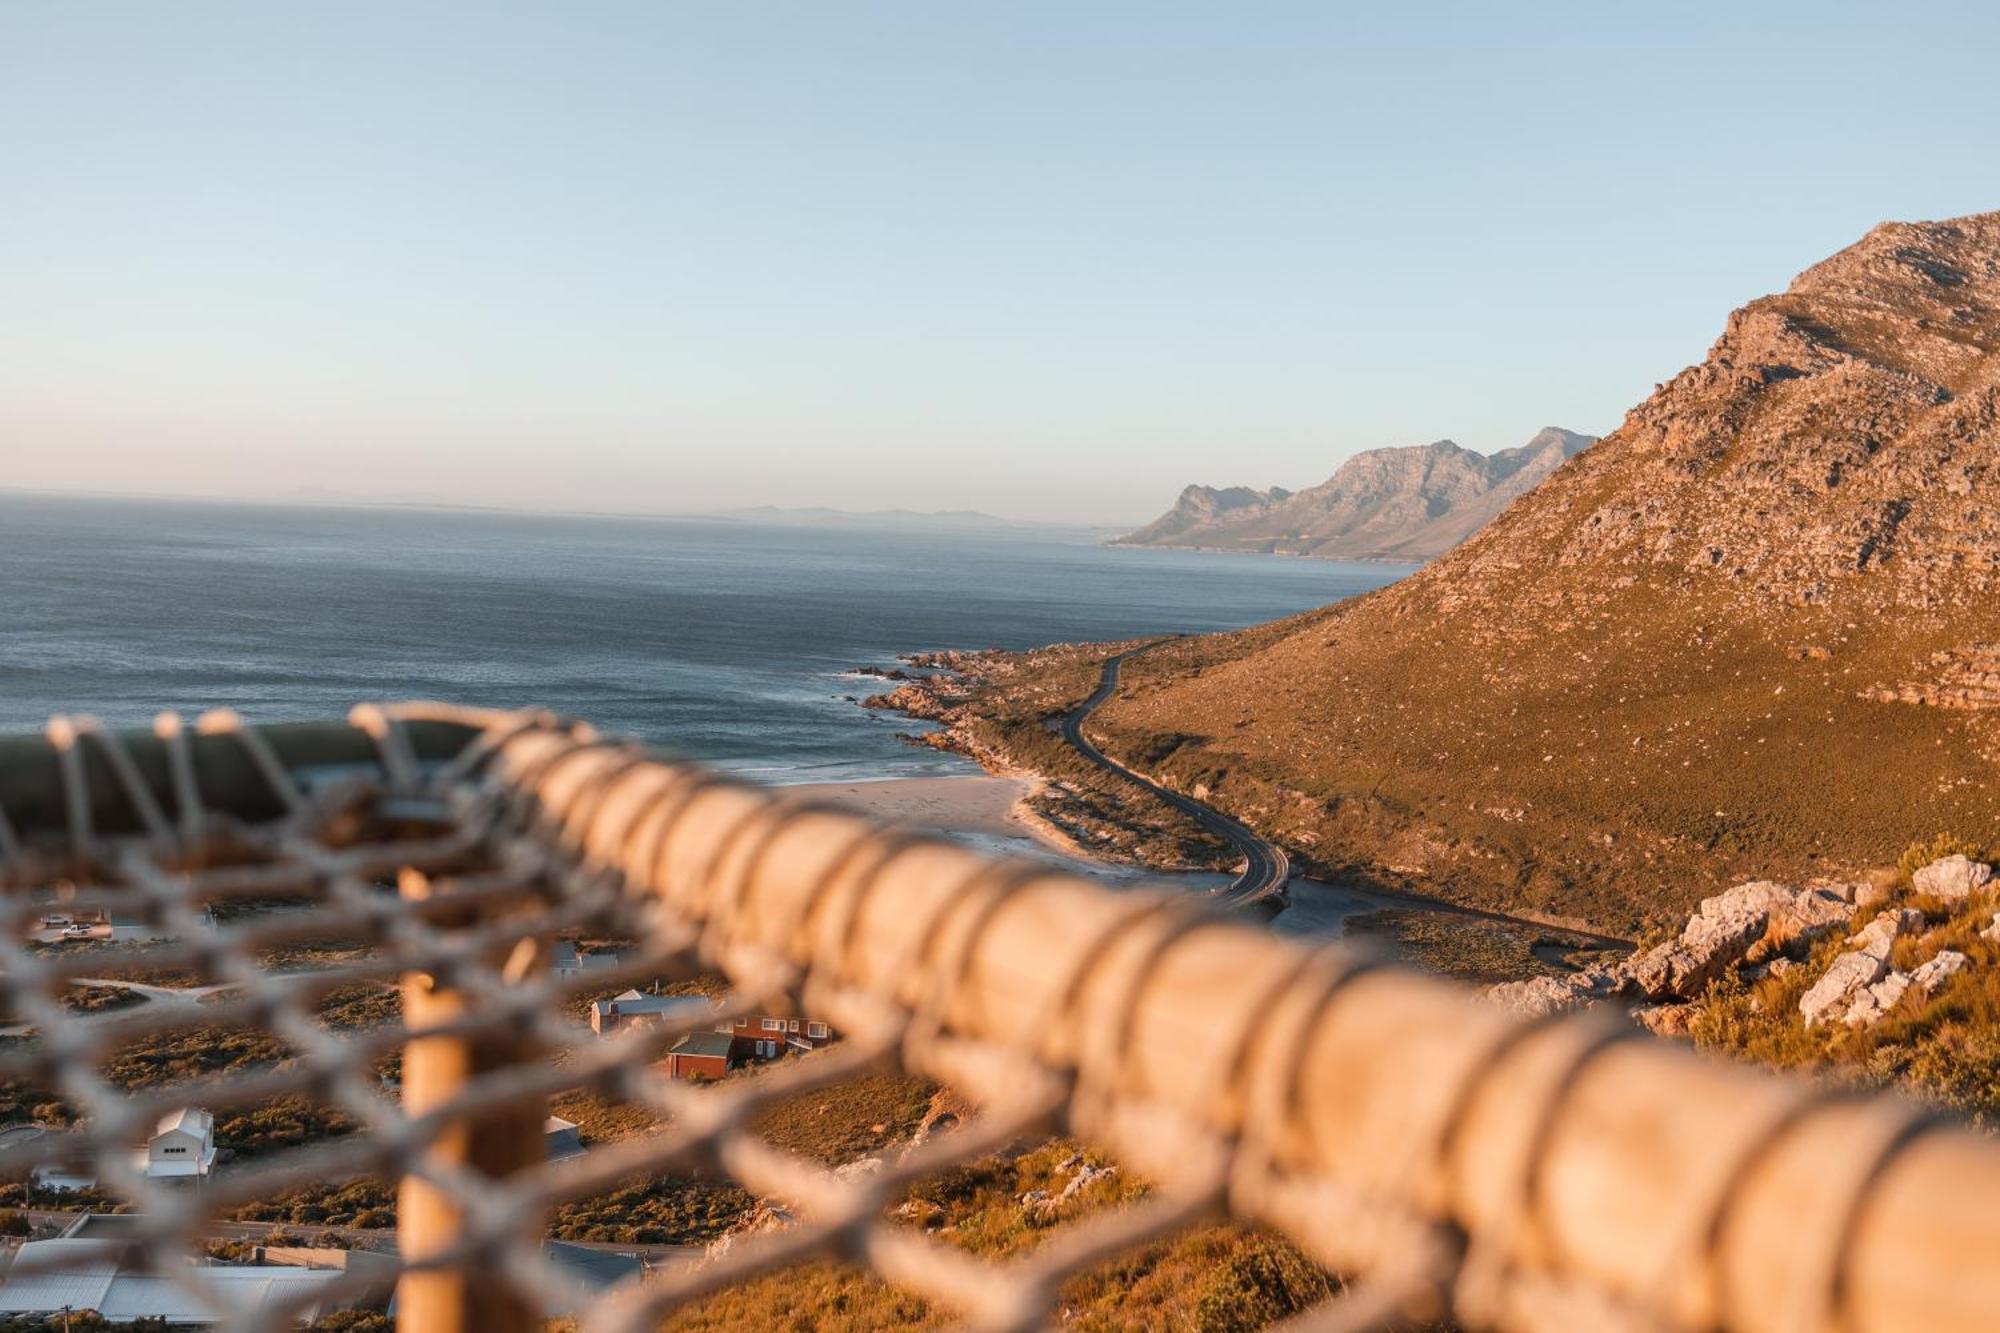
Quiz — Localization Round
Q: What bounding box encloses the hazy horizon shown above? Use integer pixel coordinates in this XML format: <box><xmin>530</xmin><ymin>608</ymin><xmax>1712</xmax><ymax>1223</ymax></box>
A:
<box><xmin>6</xmin><ymin>4</ymin><xmax>1999</xmax><ymax>522</ymax></box>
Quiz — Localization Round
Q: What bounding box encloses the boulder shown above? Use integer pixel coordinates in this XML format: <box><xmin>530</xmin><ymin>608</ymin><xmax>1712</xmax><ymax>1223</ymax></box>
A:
<box><xmin>1911</xmin><ymin>854</ymin><xmax>1994</xmax><ymax>902</ymax></box>
<box><xmin>1909</xmin><ymin>949</ymin><xmax>1969</xmax><ymax>992</ymax></box>
<box><xmin>1630</xmin><ymin>1003</ymin><xmax>1694</xmax><ymax>1038</ymax></box>
<box><xmin>1842</xmin><ymin>971</ymin><xmax>1912</xmax><ymax>1027</ymax></box>
<box><xmin>1983</xmin><ymin>912</ymin><xmax>2000</xmax><ymax>944</ymax></box>
<box><xmin>1767</xmin><ymin>887</ymin><xmax>1855</xmax><ymax>950</ymax></box>
<box><xmin>1628</xmin><ymin>881</ymin><xmax>1794</xmax><ymax>999</ymax></box>
<box><xmin>1801</xmin><ymin>949</ymin><xmax>1890</xmax><ymax>1026</ymax></box>
<box><xmin>1485</xmin><ymin>975</ymin><xmax>1587</xmax><ymax>1019</ymax></box>
<box><xmin>1850</xmin><ymin>908</ymin><xmax>1923</xmax><ymax>959</ymax></box>
<box><xmin>1799</xmin><ymin>909</ymin><xmax>1923</xmax><ymax>1027</ymax></box>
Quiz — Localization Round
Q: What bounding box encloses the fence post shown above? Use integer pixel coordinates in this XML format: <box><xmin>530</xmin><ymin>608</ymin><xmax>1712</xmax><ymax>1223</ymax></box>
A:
<box><xmin>396</xmin><ymin>868</ymin><xmax>543</xmax><ymax>1333</ymax></box>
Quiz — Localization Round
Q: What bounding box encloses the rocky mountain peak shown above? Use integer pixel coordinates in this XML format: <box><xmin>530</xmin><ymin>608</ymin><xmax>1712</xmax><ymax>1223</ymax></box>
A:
<box><xmin>1442</xmin><ymin>210</ymin><xmax>2000</xmax><ymax>612</ymax></box>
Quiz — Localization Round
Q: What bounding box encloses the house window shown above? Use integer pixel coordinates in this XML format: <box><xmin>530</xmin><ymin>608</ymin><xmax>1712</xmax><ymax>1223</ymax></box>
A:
<box><xmin>788</xmin><ymin>1020</ymin><xmax>801</xmax><ymax>1033</ymax></box>
<box><xmin>807</xmin><ymin>1022</ymin><xmax>829</xmax><ymax>1039</ymax></box>
<box><xmin>761</xmin><ymin>1018</ymin><xmax>784</xmax><ymax>1031</ymax></box>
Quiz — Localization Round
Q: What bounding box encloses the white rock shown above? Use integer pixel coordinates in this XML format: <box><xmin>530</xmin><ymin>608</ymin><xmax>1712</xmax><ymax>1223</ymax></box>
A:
<box><xmin>1801</xmin><ymin>949</ymin><xmax>1889</xmax><ymax>1026</ymax></box>
<box><xmin>1983</xmin><ymin>912</ymin><xmax>2000</xmax><ymax>944</ymax></box>
<box><xmin>1628</xmin><ymin>881</ymin><xmax>1793</xmax><ymax>999</ymax></box>
<box><xmin>1909</xmin><ymin>949</ymin><xmax>1969</xmax><ymax>992</ymax></box>
<box><xmin>1801</xmin><ymin>909</ymin><xmax>1925</xmax><ymax>1027</ymax></box>
<box><xmin>1485</xmin><ymin>975</ymin><xmax>1585</xmax><ymax>1019</ymax></box>
<box><xmin>1843</xmin><ymin>971</ymin><xmax>1912</xmax><ymax>1027</ymax></box>
<box><xmin>1771</xmin><ymin>887</ymin><xmax>1854</xmax><ymax>944</ymax></box>
<box><xmin>1912</xmin><ymin>854</ymin><xmax>1994</xmax><ymax>902</ymax></box>
<box><xmin>1850</xmin><ymin>908</ymin><xmax>1923</xmax><ymax>959</ymax></box>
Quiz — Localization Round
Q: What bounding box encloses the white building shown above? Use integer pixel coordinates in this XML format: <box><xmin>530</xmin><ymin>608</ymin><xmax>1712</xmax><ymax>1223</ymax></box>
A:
<box><xmin>133</xmin><ymin>1107</ymin><xmax>216</xmax><ymax>1181</ymax></box>
<box><xmin>549</xmin><ymin>943</ymin><xmax>621</xmax><ymax>980</ymax></box>
<box><xmin>0</xmin><ymin>1239</ymin><xmax>347</xmax><ymax>1324</ymax></box>
<box><xmin>588</xmin><ymin>989</ymin><xmax>708</xmax><ymax>1036</ymax></box>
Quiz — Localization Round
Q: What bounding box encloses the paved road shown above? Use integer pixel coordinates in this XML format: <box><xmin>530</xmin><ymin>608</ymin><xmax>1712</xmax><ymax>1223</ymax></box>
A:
<box><xmin>1059</xmin><ymin>640</ymin><xmax>1291</xmax><ymax>910</ymax></box>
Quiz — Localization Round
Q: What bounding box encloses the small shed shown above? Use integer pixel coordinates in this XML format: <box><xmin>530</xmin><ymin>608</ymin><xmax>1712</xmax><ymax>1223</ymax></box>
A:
<box><xmin>134</xmin><ymin>1107</ymin><xmax>215</xmax><ymax>1181</ymax></box>
<box><xmin>662</xmin><ymin>1031</ymin><xmax>736</xmax><ymax>1081</ymax></box>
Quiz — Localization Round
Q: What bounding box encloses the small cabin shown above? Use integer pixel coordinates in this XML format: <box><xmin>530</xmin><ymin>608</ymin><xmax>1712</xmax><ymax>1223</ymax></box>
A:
<box><xmin>134</xmin><ymin>1107</ymin><xmax>216</xmax><ymax>1181</ymax></box>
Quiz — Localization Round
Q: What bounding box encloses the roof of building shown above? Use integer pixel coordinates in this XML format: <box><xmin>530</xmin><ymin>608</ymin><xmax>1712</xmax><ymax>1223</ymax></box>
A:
<box><xmin>544</xmin><ymin>1116</ymin><xmax>584</xmax><ymax>1161</ymax></box>
<box><xmin>544</xmin><ymin>1241</ymin><xmax>643</xmax><ymax>1289</ymax></box>
<box><xmin>154</xmin><ymin>1107</ymin><xmax>213</xmax><ymax>1140</ymax></box>
<box><xmin>598</xmin><ymin>991</ymin><xmax>709</xmax><ymax>1018</ymax></box>
<box><xmin>670</xmin><ymin>1031</ymin><xmax>737</xmax><ymax>1060</ymax></box>
<box><xmin>0</xmin><ymin>1239</ymin><xmax>343</xmax><ymax>1324</ymax></box>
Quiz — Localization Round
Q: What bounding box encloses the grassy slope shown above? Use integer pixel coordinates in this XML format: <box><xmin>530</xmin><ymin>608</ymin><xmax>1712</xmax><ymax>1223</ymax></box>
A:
<box><xmin>1086</xmin><ymin>574</ymin><xmax>2000</xmax><ymax>936</ymax></box>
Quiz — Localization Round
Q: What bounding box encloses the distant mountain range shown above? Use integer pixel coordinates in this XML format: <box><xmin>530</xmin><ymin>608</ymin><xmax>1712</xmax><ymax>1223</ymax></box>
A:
<box><xmin>1113</xmin><ymin>427</ymin><xmax>1596</xmax><ymax>562</ymax></box>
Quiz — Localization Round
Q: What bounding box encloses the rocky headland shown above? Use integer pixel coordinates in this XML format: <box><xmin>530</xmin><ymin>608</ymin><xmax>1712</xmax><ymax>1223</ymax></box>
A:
<box><xmin>1113</xmin><ymin>427</ymin><xmax>1595</xmax><ymax>562</ymax></box>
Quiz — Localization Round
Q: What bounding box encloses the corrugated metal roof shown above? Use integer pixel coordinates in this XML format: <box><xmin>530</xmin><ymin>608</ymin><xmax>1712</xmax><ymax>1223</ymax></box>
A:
<box><xmin>0</xmin><ymin>1239</ymin><xmax>342</xmax><ymax>1324</ymax></box>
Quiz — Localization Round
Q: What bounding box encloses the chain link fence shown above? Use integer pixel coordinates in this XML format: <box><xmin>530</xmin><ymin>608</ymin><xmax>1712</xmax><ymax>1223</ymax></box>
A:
<box><xmin>0</xmin><ymin>703</ymin><xmax>1991</xmax><ymax>1332</ymax></box>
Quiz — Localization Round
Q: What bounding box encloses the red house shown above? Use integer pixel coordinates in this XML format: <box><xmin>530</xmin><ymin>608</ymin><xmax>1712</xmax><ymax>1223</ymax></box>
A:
<box><xmin>661</xmin><ymin>1031</ymin><xmax>736</xmax><ymax>1081</ymax></box>
<box><xmin>714</xmin><ymin>1014</ymin><xmax>836</xmax><ymax>1061</ymax></box>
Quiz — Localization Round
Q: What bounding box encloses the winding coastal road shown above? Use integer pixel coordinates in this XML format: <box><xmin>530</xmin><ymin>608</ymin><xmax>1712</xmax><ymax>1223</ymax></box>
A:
<box><xmin>1059</xmin><ymin>640</ymin><xmax>1291</xmax><ymax>910</ymax></box>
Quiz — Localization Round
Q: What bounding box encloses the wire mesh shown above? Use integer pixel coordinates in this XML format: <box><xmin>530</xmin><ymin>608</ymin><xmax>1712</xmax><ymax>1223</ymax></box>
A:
<box><xmin>0</xmin><ymin>702</ymin><xmax>1989</xmax><ymax>1333</ymax></box>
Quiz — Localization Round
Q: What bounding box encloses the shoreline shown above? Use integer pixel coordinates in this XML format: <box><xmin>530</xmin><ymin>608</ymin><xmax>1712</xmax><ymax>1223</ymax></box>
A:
<box><xmin>779</xmin><ymin>770</ymin><xmax>1228</xmax><ymax>892</ymax></box>
<box><xmin>842</xmin><ymin>648</ymin><xmax>1629</xmax><ymax>979</ymax></box>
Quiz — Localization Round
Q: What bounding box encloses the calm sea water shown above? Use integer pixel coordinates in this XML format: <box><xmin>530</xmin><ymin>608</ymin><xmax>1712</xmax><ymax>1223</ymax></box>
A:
<box><xmin>0</xmin><ymin>492</ymin><xmax>1407</xmax><ymax>780</ymax></box>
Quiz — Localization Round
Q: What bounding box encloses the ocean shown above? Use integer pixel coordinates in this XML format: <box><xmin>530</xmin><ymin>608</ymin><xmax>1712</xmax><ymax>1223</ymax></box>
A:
<box><xmin>0</xmin><ymin>492</ymin><xmax>1409</xmax><ymax>779</ymax></box>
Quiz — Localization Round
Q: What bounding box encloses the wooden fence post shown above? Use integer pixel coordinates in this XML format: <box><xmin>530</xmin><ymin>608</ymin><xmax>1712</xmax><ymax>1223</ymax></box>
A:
<box><xmin>396</xmin><ymin>868</ymin><xmax>543</xmax><ymax>1333</ymax></box>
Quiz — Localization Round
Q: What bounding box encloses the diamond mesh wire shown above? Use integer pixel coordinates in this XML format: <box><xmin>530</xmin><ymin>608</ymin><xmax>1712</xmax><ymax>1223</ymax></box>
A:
<box><xmin>0</xmin><ymin>702</ymin><xmax>1989</xmax><ymax>1333</ymax></box>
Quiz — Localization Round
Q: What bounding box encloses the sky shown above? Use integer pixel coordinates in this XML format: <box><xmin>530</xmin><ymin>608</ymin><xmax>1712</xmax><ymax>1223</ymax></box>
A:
<box><xmin>3</xmin><ymin>3</ymin><xmax>1998</xmax><ymax>525</ymax></box>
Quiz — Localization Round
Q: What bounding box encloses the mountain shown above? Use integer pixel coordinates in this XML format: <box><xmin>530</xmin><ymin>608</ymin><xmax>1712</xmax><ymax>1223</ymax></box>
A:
<box><xmin>1112</xmin><ymin>428</ymin><xmax>1595</xmax><ymax>561</ymax></box>
<box><xmin>1116</xmin><ymin>484</ymin><xmax>1293</xmax><ymax>546</ymax></box>
<box><xmin>1078</xmin><ymin>211</ymin><xmax>2000</xmax><ymax>931</ymax></box>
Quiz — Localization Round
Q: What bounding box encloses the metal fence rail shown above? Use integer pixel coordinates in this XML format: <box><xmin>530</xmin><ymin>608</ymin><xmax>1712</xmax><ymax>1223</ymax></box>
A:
<box><xmin>0</xmin><ymin>702</ymin><xmax>1992</xmax><ymax>1332</ymax></box>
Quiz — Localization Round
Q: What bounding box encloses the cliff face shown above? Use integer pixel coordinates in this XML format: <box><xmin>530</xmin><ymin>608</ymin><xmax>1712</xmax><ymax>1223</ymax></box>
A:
<box><xmin>1083</xmin><ymin>212</ymin><xmax>2000</xmax><ymax>931</ymax></box>
<box><xmin>1113</xmin><ymin>428</ymin><xmax>1594</xmax><ymax>562</ymax></box>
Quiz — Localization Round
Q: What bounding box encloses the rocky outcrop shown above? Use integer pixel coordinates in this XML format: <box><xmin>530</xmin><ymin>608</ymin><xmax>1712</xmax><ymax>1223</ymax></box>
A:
<box><xmin>1487</xmin><ymin>853</ymin><xmax>1992</xmax><ymax>1035</ymax></box>
<box><xmin>1625</xmin><ymin>880</ymin><xmax>1852</xmax><ymax>1001</ymax></box>
<box><xmin>1112</xmin><ymin>428</ymin><xmax>1595</xmax><ymax>562</ymax></box>
<box><xmin>1912</xmin><ymin>853</ymin><xmax>1995</xmax><ymax>901</ymax></box>
<box><xmin>1798</xmin><ymin>908</ymin><xmax>1920</xmax><ymax>1026</ymax></box>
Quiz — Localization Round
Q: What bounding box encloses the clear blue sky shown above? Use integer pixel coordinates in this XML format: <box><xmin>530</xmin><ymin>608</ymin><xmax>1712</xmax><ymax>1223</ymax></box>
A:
<box><xmin>4</xmin><ymin>3</ymin><xmax>1996</xmax><ymax>523</ymax></box>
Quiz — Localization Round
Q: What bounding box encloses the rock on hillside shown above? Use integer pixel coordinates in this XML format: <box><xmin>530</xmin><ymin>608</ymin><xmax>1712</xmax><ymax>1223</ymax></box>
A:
<box><xmin>1113</xmin><ymin>428</ymin><xmax>1594</xmax><ymax>562</ymax></box>
<box><xmin>1489</xmin><ymin>853</ymin><xmax>1992</xmax><ymax>1040</ymax></box>
<box><xmin>1078</xmin><ymin>212</ymin><xmax>2000</xmax><ymax>930</ymax></box>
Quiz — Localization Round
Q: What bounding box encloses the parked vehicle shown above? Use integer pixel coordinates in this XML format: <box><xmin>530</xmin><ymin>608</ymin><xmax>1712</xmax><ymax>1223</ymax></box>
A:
<box><xmin>58</xmin><ymin>924</ymin><xmax>95</xmax><ymax>939</ymax></box>
<box><xmin>39</xmin><ymin>915</ymin><xmax>71</xmax><ymax>928</ymax></box>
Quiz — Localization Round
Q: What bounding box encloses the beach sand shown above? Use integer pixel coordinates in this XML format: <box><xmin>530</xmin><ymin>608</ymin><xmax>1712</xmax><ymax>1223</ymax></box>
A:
<box><xmin>781</xmin><ymin>773</ymin><xmax>1042</xmax><ymax>841</ymax></box>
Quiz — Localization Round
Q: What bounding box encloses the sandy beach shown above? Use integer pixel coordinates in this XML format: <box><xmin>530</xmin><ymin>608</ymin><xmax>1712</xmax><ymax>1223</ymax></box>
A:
<box><xmin>780</xmin><ymin>773</ymin><xmax>1044</xmax><ymax>841</ymax></box>
<box><xmin>781</xmin><ymin>773</ymin><xmax>1447</xmax><ymax>944</ymax></box>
